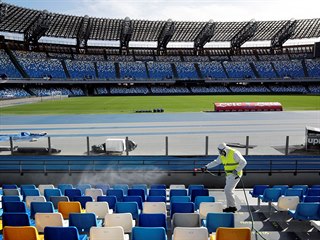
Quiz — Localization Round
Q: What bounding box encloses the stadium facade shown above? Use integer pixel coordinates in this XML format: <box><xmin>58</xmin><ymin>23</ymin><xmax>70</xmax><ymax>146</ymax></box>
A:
<box><xmin>0</xmin><ymin>2</ymin><xmax>319</xmax><ymax>98</ymax></box>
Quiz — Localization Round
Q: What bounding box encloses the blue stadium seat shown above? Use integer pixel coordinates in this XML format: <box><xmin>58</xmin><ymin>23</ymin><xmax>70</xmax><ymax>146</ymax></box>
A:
<box><xmin>132</xmin><ymin>227</ymin><xmax>167</xmax><ymax>240</ymax></box>
<box><xmin>139</xmin><ymin>213</ymin><xmax>167</xmax><ymax>230</ymax></box>
<box><xmin>44</xmin><ymin>226</ymin><xmax>85</xmax><ymax>240</ymax></box>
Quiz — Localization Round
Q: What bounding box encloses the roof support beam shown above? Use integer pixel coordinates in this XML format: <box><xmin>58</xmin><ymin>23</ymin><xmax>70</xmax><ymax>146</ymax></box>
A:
<box><xmin>271</xmin><ymin>19</ymin><xmax>297</xmax><ymax>52</ymax></box>
<box><xmin>120</xmin><ymin>17</ymin><xmax>133</xmax><ymax>54</ymax></box>
<box><xmin>230</xmin><ymin>20</ymin><xmax>257</xmax><ymax>54</ymax></box>
<box><xmin>157</xmin><ymin>19</ymin><xmax>175</xmax><ymax>54</ymax></box>
<box><xmin>76</xmin><ymin>15</ymin><xmax>92</xmax><ymax>52</ymax></box>
<box><xmin>24</xmin><ymin>10</ymin><xmax>52</xmax><ymax>48</ymax></box>
<box><xmin>0</xmin><ymin>1</ymin><xmax>8</xmax><ymax>23</ymax></box>
<box><xmin>194</xmin><ymin>20</ymin><xmax>215</xmax><ymax>54</ymax></box>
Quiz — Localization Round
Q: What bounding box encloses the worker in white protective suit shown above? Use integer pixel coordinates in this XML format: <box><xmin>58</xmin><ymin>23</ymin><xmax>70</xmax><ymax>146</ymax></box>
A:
<box><xmin>201</xmin><ymin>142</ymin><xmax>247</xmax><ymax>213</ymax></box>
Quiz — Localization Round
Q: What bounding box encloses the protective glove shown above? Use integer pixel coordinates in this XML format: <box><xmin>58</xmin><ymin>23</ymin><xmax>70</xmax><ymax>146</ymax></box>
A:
<box><xmin>201</xmin><ymin>166</ymin><xmax>207</xmax><ymax>173</ymax></box>
<box><xmin>232</xmin><ymin>170</ymin><xmax>239</xmax><ymax>179</ymax></box>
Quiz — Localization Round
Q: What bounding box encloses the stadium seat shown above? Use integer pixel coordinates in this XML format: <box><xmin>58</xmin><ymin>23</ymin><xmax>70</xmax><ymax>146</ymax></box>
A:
<box><xmin>142</xmin><ymin>202</ymin><xmax>167</xmax><ymax>214</ymax></box>
<box><xmin>132</xmin><ymin>227</ymin><xmax>167</xmax><ymax>240</ymax></box>
<box><xmin>25</xmin><ymin>196</ymin><xmax>46</xmax><ymax>209</ymax></box>
<box><xmin>292</xmin><ymin>185</ymin><xmax>309</xmax><ymax>195</ymax></box>
<box><xmin>115</xmin><ymin>202</ymin><xmax>140</xmax><ymax>220</ymax></box>
<box><xmin>58</xmin><ymin>201</ymin><xmax>82</xmax><ymax>219</ymax></box>
<box><xmin>199</xmin><ymin>202</ymin><xmax>224</xmax><ymax>220</ymax></box>
<box><xmin>123</xmin><ymin>196</ymin><xmax>143</xmax><ymax>210</ymax></box>
<box><xmin>190</xmin><ymin>188</ymin><xmax>209</xmax><ymax>202</ymax></box>
<box><xmin>194</xmin><ymin>196</ymin><xmax>215</xmax><ymax>211</ymax></box>
<box><xmin>214</xmin><ymin>227</ymin><xmax>251</xmax><ymax>240</ymax></box>
<box><xmin>169</xmin><ymin>189</ymin><xmax>188</xmax><ymax>199</ymax></box>
<box><xmin>258</xmin><ymin>188</ymin><xmax>282</xmax><ymax>209</ymax></box>
<box><xmin>65</xmin><ymin>188</ymin><xmax>82</xmax><ymax>201</ymax></box>
<box><xmin>90</xmin><ymin>226</ymin><xmax>128</xmax><ymax>240</ymax></box>
<box><xmin>73</xmin><ymin>196</ymin><xmax>93</xmax><ymax>209</ymax></box>
<box><xmin>57</xmin><ymin>184</ymin><xmax>73</xmax><ymax>195</ymax></box>
<box><xmin>172</xmin><ymin>213</ymin><xmax>201</xmax><ymax>229</ymax></box>
<box><xmin>97</xmin><ymin>195</ymin><xmax>117</xmax><ymax>211</ymax></box>
<box><xmin>170</xmin><ymin>202</ymin><xmax>195</xmax><ymax>218</ymax></box>
<box><xmin>146</xmin><ymin>196</ymin><xmax>166</xmax><ymax>202</ymax></box>
<box><xmin>271</xmin><ymin>196</ymin><xmax>300</xmax><ymax>211</ymax></box>
<box><xmin>35</xmin><ymin>212</ymin><xmax>65</xmax><ymax>233</ymax></box>
<box><xmin>38</xmin><ymin>184</ymin><xmax>55</xmax><ymax>195</ymax></box>
<box><xmin>75</xmin><ymin>184</ymin><xmax>92</xmax><ymax>195</ymax></box>
<box><xmin>139</xmin><ymin>213</ymin><xmax>167</xmax><ymax>229</ymax></box>
<box><xmin>44</xmin><ymin>188</ymin><xmax>62</xmax><ymax>201</ymax></box>
<box><xmin>289</xmin><ymin>202</ymin><xmax>320</xmax><ymax>220</ymax></box>
<box><xmin>3</xmin><ymin>189</ymin><xmax>20</xmax><ymax>196</ymax></box>
<box><xmin>2</xmin><ymin>201</ymin><xmax>27</xmax><ymax>213</ymax></box>
<box><xmin>107</xmin><ymin>189</ymin><xmax>125</xmax><ymax>201</ymax></box>
<box><xmin>50</xmin><ymin>196</ymin><xmax>69</xmax><ymax>209</ymax></box>
<box><xmin>44</xmin><ymin>226</ymin><xmax>84</xmax><ymax>240</ymax></box>
<box><xmin>22</xmin><ymin>189</ymin><xmax>40</xmax><ymax>201</ymax></box>
<box><xmin>3</xmin><ymin>226</ymin><xmax>41</xmax><ymax>240</ymax></box>
<box><xmin>173</xmin><ymin>227</ymin><xmax>208</xmax><ymax>240</ymax></box>
<box><xmin>128</xmin><ymin>189</ymin><xmax>146</xmax><ymax>202</ymax></box>
<box><xmin>150</xmin><ymin>184</ymin><xmax>166</xmax><ymax>189</ymax></box>
<box><xmin>104</xmin><ymin>213</ymin><xmax>135</xmax><ymax>233</ymax></box>
<box><xmin>272</xmin><ymin>185</ymin><xmax>289</xmax><ymax>195</ymax></box>
<box><xmin>170</xmin><ymin>196</ymin><xmax>191</xmax><ymax>204</ymax></box>
<box><xmin>85</xmin><ymin>188</ymin><xmax>103</xmax><ymax>201</ymax></box>
<box><xmin>2</xmin><ymin>196</ymin><xmax>21</xmax><ymax>203</ymax></box>
<box><xmin>113</xmin><ymin>184</ymin><xmax>129</xmax><ymax>195</ymax></box>
<box><xmin>205</xmin><ymin>212</ymin><xmax>235</xmax><ymax>233</ymax></box>
<box><xmin>2</xmin><ymin>212</ymin><xmax>30</xmax><ymax>227</ymax></box>
<box><xmin>86</xmin><ymin>201</ymin><xmax>111</xmax><ymax>218</ymax></box>
<box><xmin>95</xmin><ymin>184</ymin><xmax>110</xmax><ymax>195</ymax></box>
<box><xmin>188</xmin><ymin>184</ymin><xmax>204</xmax><ymax>195</ymax></box>
<box><xmin>30</xmin><ymin>201</ymin><xmax>55</xmax><ymax>219</ymax></box>
<box><xmin>249</xmin><ymin>185</ymin><xmax>269</xmax><ymax>204</ymax></box>
<box><xmin>131</xmin><ymin>184</ymin><xmax>148</xmax><ymax>196</ymax></box>
<box><xmin>69</xmin><ymin>212</ymin><xmax>98</xmax><ymax>234</ymax></box>
<box><xmin>149</xmin><ymin>189</ymin><xmax>166</xmax><ymax>197</ymax></box>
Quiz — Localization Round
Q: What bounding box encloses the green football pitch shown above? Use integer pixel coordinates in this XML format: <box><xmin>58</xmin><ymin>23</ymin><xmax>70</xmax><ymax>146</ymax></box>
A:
<box><xmin>1</xmin><ymin>95</ymin><xmax>319</xmax><ymax>114</ymax></box>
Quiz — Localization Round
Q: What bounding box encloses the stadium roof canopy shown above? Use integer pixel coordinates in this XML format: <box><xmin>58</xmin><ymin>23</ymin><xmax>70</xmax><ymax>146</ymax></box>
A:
<box><xmin>0</xmin><ymin>3</ymin><xmax>319</xmax><ymax>46</ymax></box>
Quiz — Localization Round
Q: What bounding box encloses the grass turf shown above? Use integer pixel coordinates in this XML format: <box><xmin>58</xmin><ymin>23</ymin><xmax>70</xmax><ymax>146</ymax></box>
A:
<box><xmin>0</xmin><ymin>95</ymin><xmax>319</xmax><ymax>114</ymax></box>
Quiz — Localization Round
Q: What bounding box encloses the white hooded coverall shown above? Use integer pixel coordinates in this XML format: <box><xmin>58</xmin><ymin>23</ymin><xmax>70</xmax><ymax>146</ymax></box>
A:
<box><xmin>205</xmin><ymin>146</ymin><xmax>247</xmax><ymax>208</ymax></box>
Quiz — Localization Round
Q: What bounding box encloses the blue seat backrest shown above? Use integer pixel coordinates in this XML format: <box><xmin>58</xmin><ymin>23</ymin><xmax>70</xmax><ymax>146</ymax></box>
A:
<box><xmin>206</xmin><ymin>212</ymin><xmax>235</xmax><ymax>232</ymax></box>
<box><xmin>123</xmin><ymin>196</ymin><xmax>143</xmax><ymax>210</ymax></box>
<box><xmin>132</xmin><ymin>227</ymin><xmax>166</xmax><ymax>240</ymax></box>
<box><xmin>107</xmin><ymin>189</ymin><xmax>124</xmax><ymax>202</ymax></box>
<box><xmin>190</xmin><ymin>189</ymin><xmax>209</xmax><ymax>202</ymax></box>
<box><xmin>73</xmin><ymin>196</ymin><xmax>93</xmax><ymax>209</ymax></box>
<box><xmin>30</xmin><ymin>201</ymin><xmax>55</xmax><ymax>219</ymax></box>
<box><xmin>128</xmin><ymin>189</ymin><xmax>145</xmax><ymax>201</ymax></box>
<box><xmin>139</xmin><ymin>213</ymin><xmax>167</xmax><ymax>229</ymax></box>
<box><xmin>97</xmin><ymin>195</ymin><xmax>117</xmax><ymax>210</ymax></box>
<box><xmin>3</xmin><ymin>201</ymin><xmax>27</xmax><ymax>213</ymax></box>
<box><xmin>149</xmin><ymin>189</ymin><xmax>166</xmax><ymax>197</ymax></box>
<box><xmin>250</xmin><ymin>185</ymin><xmax>269</xmax><ymax>198</ymax></box>
<box><xmin>170</xmin><ymin>202</ymin><xmax>195</xmax><ymax>218</ymax></box>
<box><xmin>69</xmin><ymin>213</ymin><xmax>97</xmax><ymax>233</ymax></box>
<box><xmin>2</xmin><ymin>212</ymin><xmax>30</xmax><ymax>227</ymax></box>
<box><xmin>44</xmin><ymin>226</ymin><xmax>80</xmax><ymax>240</ymax></box>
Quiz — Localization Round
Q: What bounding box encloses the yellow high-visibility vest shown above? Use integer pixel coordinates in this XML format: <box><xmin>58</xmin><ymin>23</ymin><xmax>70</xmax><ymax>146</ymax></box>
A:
<box><xmin>221</xmin><ymin>148</ymin><xmax>242</xmax><ymax>176</ymax></box>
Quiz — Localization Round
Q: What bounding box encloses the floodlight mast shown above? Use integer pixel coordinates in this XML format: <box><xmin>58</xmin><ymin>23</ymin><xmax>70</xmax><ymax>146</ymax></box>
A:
<box><xmin>271</xmin><ymin>19</ymin><xmax>296</xmax><ymax>54</ymax></box>
<box><xmin>230</xmin><ymin>19</ymin><xmax>257</xmax><ymax>55</ymax></box>
<box><xmin>194</xmin><ymin>19</ymin><xmax>215</xmax><ymax>55</ymax></box>
<box><xmin>157</xmin><ymin>19</ymin><xmax>175</xmax><ymax>55</ymax></box>
<box><xmin>24</xmin><ymin>10</ymin><xmax>52</xmax><ymax>49</ymax></box>
<box><xmin>76</xmin><ymin>15</ymin><xmax>92</xmax><ymax>53</ymax></box>
<box><xmin>120</xmin><ymin>17</ymin><xmax>133</xmax><ymax>54</ymax></box>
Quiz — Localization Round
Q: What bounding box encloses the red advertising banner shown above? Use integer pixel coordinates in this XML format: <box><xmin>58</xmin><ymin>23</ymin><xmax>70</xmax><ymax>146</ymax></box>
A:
<box><xmin>214</xmin><ymin>102</ymin><xmax>283</xmax><ymax>112</ymax></box>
